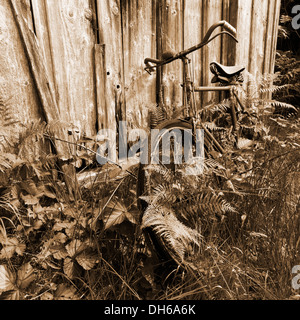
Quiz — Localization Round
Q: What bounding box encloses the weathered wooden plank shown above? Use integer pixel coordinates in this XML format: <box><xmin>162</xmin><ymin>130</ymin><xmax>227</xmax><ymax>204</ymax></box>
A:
<box><xmin>19</xmin><ymin>0</ymin><xmax>34</xmax><ymax>32</ymax></box>
<box><xmin>121</xmin><ymin>0</ymin><xmax>157</xmax><ymax>130</ymax></box>
<box><xmin>9</xmin><ymin>0</ymin><xmax>59</xmax><ymax>123</ymax></box>
<box><xmin>0</xmin><ymin>0</ymin><xmax>42</xmax><ymax>130</ymax></box>
<box><xmin>96</xmin><ymin>0</ymin><xmax>123</xmax><ymax>134</ymax></box>
<box><xmin>161</xmin><ymin>0</ymin><xmax>183</xmax><ymax>115</ymax></box>
<box><xmin>30</xmin><ymin>0</ymin><xmax>56</xmax><ymax>95</ymax></box>
<box><xmin>221</xmin><ymin>0</ymin><xmax>238</xmax><ymax>67</ymax></box>
<box><xmin>263</xmin><ymin>0</ymin><xmax>274</xmax><ymax>76</ymax></box>
<box><xmin>95</xmin><ymin>44</ymin><xmax>109</xmax><ymax>130</ymax></box>
<box><xmin>201</xmin><ymin>0</ymin><xmax>223</xmax><ymax>105</ymax></box>
<box><xmin>43</xmin><ymin>0</ymin><xmax>97</xmax><ymax>136</ymax></box>
<box><xmin>183</xmin><ymin>0</ymin><xmax>203</xmax><ymax>110</ymax></box>
<box><xmin>10</xmin><ymin>0</ymin><xmax>81</xmax><ymax>199</ymax></box>
<box><xmin>235</xmin><ymin>0</ymin><xmax>252</xmax><ymax>70</ymax></box>
<box><xmin>269</xmin><ymin>0</ymin><xmax>281</xmax><ymax>75</ymax></box>
<box><xmin>248</xmin><ymin>0</ymin><xmax>266</xmax><ymax>79</ymax></box>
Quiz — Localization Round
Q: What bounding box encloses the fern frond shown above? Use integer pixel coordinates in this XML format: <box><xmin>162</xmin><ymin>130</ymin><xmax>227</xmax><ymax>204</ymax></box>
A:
<box><xmin>0</xmin><ymin>95</ymin><xmax>20</xmax><ymax>128</ymax></box>
<box><xmin>149</xmin><ymin>105</ymin><xmax>167</xmax><ymax>128</ymax></box>
<box><xmin>270</xmin><ymin>101</ymin><xmax>297</xmax><ymax>111</ymax></box>
<box><xmin>145</xmin><ymin>164</ymin><xmax>173</xmax><ymax>183</ymax></box>
<box><xmin>142</xmin><ymin>206</ymin><xmax>202</xmax><ymax>261</ymax></box>
<box><xmin>196</xmin><ymin>193</ymin><xmax>234</xmax><ymax>215</ymax></box>
<box><xmin>259</xmin><ymin>84</ymin><xmax>291</xmax><ymax>94</ymax></box>
<box><xmin>202</xmin><ymin>100</ymin><xmax>230</xmax><ymax>114</ymax></box>
<box><xmin>203</xmin><ymin>122</ymin><xmax>226</xmax><ymax>131</ymax></box>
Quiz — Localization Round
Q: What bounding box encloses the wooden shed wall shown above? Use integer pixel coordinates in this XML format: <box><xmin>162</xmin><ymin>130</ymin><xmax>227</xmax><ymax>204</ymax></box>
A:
<box><xmin>0</xmin><ymin>0</ymin><xmax>281</xmax><ymax>140</ymax></box>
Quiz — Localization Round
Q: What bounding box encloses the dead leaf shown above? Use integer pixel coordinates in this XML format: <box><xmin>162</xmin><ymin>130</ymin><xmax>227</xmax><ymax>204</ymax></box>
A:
<box><xmin>0</xmin><ymin>265</ymin><xmax>16</xmax><ymax>292</ymax></box>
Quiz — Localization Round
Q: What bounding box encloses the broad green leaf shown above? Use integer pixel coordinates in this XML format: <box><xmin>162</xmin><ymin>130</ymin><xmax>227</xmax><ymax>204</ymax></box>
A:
<box><xmin>53</xmin><ymin>221</ymin><xmax>74</xmax><ymax>232</ymax></box>
<box><xmin>0</xmin><ymin>245</ymin><xmax>16</xmax><ymax>259</ymax></box>
<box><xmin>103</xmin><ymin>209</ymin><xmax>126</xmax><ymax>230</ymax></box>
<box><xmin>65</xmin><ymin>240</ymin><xmax>86</xmax><ymax>257</ymax></box>
<box><xmin>0</xmin><ymin>265</ymin><xmax>16</xmax><ymax>292</ymax></box>
<box><xmin>55</xmin><ymin>284</ymin><xmax>78</xmax><ymax>300</ymax></box>
<box><xmin>17</xmin><ymin>263</ymin><xmax>35</xmax><ymax>290</ymax></box>
<box><xmin>103</xmin><ymin>201</ymin><xmax>138</xmax><ymax>230</ymax></box>
<box><xmin>21</xmin><ymin>194</ymin><xmax>39</xmax><ymax>206</ymax></box>
<box><xmin>0</xmin><ymin>238</ymin><xmax>26</xmax><ymax>259</ymax></box>
<box><xmin>124</xmin><ymin>209</ymin><xmax>139</xmax><ymax>225</ymax></box>
<box><xmin>53</xmin><ymin>232</ymin><xmax>67</xmax><ymax>244</ymax></box>
<box><xmin>76</xmin><ymin>249</ymin><xmax>99</xmax><ymax>271</ymax></box>
<box><xmin>63</xmin><ymin>258</ymin><xmax>80</xmax><ymax>280</ymax></box>
<box><xmin>19</xmin><ymin>181</ymin><xmax>39</xmax><ymax>196</ymax></box>
<box><xmin>50</xmin><ymin>244</ymin><xmax>68</xmax><ymax>260</ymax></box>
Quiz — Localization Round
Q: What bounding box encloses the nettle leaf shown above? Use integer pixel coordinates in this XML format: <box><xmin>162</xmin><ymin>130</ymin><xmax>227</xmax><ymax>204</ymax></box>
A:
<box><xmin>63</xmin><ymin>240</ymin><xmax>99</xmax><ymax>273</ymax></box>
<box><xmin>65</xmin><ymin>223</ymin><xmax>84</xmax><ymax>238</ymax></box>
<box><xmin>103</xmin><ymin>202</ymin><xmax>138</xmax><ymax>230</ymax></box>
<box><xmin>0</xmin><ymin>265</ymin><xmax>16</xmax><ymax>292</ymax></box>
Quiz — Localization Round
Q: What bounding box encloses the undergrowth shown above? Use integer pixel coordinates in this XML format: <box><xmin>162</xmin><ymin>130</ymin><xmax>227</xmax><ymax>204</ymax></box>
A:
<box><xmin>0</xmin><ymin>71</ymin><xmax>299</xmax><ymax>300</ymax></box>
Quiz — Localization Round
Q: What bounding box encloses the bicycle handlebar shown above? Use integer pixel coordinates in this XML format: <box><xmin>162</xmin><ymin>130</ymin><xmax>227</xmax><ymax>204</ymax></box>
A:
<box><xmin>222</xmin><ymin>21</ymin><xmax>237</xmax><ymax>38</ymax></box>
<box><xmin>145</xmin><ymin>20</ymin><xmax>238</xmax><ymax>73</ymax></box>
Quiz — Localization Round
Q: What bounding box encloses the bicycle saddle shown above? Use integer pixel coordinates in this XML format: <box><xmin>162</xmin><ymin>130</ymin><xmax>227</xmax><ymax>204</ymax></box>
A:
<box><xmin>210</xmin><ymin>62</ymin><xmax>245</xmax><ymax>77</ymax></box>
<box><xmin>210</xmin><ymin>62</ymin><xmax>245</xmax><ymax>84</ymax></box>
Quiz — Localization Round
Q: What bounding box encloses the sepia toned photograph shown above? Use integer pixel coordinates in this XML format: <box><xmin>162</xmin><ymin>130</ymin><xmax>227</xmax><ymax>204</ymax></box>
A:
<box><xmin>0</xmin><ymin>0</ymin><xmax>299</xmax><ymax>305</ymax></box>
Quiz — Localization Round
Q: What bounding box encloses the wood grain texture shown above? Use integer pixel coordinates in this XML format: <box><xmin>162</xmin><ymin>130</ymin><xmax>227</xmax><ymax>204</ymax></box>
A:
<box><xmin>0</xmin><ymin>0</ymin><xmax>42</xmax><ymax>130</ymax></box>
<box><xmin>96</xmin><ymin>0</ymin><xmax>123</xmax><ymax>133</ymax></box>
<box><xmin>122</xmin><ymin>0</ymin><xmax>157</xmax><ymax>130</ymax></box>
<box><xmin>9</xmin><ymin>0</ymin><xmax>79</xmax><ymax>198</ymax></box>
<box><xmin>161</xmin><ymin>0</ymin><xmax>183</xmax><ymax>115</ymax></box>
<box><xmin>183</xmin><ymin>0</ymin><xmax>203</xmax><ymax>109</ymax></box>
<box><xmin>2</xmin><ymin>0</ymin><xmax>281</xmax><ymax>140</ymax></box>
<box><xmin>30</xmin><ymin>0</ymin><xmax>56</xmax><ymax>95</ymax></box>
<box><xmin>201</xmin><ymin>0</ymin><xmax>223</xmax><ymax>105</ymax></box>
<box><xmin>42</xmin><ymin>0</ymin><xmax>97</xmax><ymax>136</ymax></box>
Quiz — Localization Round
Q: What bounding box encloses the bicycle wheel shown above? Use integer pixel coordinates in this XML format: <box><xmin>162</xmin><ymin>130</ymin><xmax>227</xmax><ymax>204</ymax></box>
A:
<box><xmin>137</xmin><ymin>119</ymin><xmax>221</xmax><ymax>265</ymax></box>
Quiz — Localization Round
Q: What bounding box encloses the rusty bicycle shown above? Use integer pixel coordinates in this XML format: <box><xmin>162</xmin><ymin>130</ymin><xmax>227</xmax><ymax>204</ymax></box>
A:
<box><xmin>137</xmin><ymin>21</ymin><xmax>247</xmax><ymax>266</ymax></box>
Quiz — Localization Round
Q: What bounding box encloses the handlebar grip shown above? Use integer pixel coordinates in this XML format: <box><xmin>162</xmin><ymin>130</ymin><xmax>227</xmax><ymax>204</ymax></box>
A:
<box><xmin>223</xmin><ymin>21</ymin><xmax>237</xmax><ymax>37</ymax></box>
<box><xmin>145</xmin><ymin>58</ymin><xmax>161</xmax><ymax>73</ymax></box>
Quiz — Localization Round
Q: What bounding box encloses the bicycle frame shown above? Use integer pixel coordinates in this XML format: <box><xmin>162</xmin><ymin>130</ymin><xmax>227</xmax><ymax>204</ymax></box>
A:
<box><xmin>144</xmin><ymin>21</ymin><xmax>243</xmax><ymax>153</ymax></box>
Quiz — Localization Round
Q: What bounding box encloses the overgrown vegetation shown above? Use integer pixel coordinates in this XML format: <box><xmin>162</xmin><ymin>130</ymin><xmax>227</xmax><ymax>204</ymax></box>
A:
<box><xmin>0</xmin><ymin>67</ymin><xmax>298</xmax><ymax>300</ymax></box>
<box><xmin>0</xmin><ymin>3</ymin><xmax>299</xmax><ymax>300</ymax></box>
